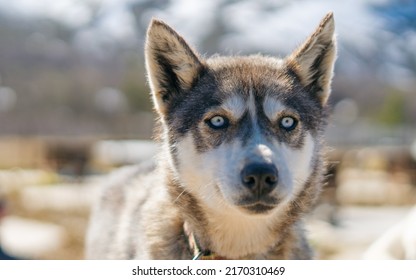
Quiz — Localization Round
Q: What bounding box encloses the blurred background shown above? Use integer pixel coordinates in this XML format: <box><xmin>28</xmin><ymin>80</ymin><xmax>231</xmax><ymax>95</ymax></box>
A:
<box><xmin>0</xmin><ymin>0</ymin><xmax>415</xmax><ymax>260</ymax></box>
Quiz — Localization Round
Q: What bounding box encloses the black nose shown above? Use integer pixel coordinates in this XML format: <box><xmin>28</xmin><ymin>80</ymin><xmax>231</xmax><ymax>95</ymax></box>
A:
<box><xmin>240</xmin><ymin>163</ymin><xmax>278</xmax><ymax>197</ymax></box>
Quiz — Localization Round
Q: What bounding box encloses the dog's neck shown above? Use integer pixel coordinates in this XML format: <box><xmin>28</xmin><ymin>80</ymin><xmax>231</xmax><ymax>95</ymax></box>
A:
<box><xmin>198</xmin><ymin>203</ymin><xmax>287</xmax><ymax>259</ymax></box>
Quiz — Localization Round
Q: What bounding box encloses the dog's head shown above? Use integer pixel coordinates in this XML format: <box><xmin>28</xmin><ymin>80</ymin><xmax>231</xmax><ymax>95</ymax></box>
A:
<box><xmin>145</xmin><ymin>13</ymin><xmax>336</xmax><ymax>216</ymax></box>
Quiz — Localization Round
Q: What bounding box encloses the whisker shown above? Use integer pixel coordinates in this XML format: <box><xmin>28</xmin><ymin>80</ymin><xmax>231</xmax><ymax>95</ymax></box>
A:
<box><xmin>174</xmin><ymin>188</ymin><xmax>188</xmax><ymax>203</ymax></box>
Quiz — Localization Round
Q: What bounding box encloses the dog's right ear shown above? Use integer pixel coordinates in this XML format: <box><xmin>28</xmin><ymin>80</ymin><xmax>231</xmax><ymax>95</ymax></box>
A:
<box><xmin>285</xmin><ymin>13</ymin><xmax>336</xmax><ymax>106</ymax></box>
<box><xmin>145</xmin><ymin>19</ymin><xmax>205</xmax><ymax>115</ymax></box>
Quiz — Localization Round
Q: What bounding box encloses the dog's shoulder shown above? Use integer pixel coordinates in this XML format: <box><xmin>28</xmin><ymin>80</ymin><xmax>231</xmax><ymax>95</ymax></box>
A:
<box><xmin>86</xmin><ymin>159</ymin><xmax>165</xmax><ymax>259</ymax></box>
<box><xmin>95</xmin><ymin>160</ymin><xmax>158</xmax><ymax>210</ymax></box>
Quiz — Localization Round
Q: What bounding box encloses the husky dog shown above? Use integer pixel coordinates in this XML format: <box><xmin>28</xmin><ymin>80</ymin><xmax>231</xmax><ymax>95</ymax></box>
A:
<box><xmin>86</xmin><ymin>12</ymin><xmax>337</xmax><ymax>260</ymax></box>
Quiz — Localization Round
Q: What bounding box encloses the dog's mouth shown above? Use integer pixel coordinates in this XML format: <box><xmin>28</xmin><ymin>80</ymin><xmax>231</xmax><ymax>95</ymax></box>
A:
<box><xmin>236</xmin><ymin>196</ymin><xmax>280</xmax><ymax>214</ymax></box>
<box><xmin>241</xmin><ymin>203</ymin><xmax>276</xmax><ymax>214</ymax></box>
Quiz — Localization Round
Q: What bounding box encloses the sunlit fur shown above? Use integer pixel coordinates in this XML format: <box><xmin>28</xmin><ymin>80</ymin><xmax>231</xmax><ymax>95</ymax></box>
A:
<box><xmin>86</xmin><ymin>12</ymin><xmax>337</xmax><ymax>260</ymax></box>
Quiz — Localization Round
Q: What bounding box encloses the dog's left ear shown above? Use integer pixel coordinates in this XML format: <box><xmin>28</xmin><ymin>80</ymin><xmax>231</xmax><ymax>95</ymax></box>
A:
<box><xmin>145</xmin><ymin>19</ymin><xmax>205</xmax><ymax>115</ymax></box>
<box><xmin>286</xmin><ymin>12</ymin><xmax>337</xmax><ymax>106</ymax></box>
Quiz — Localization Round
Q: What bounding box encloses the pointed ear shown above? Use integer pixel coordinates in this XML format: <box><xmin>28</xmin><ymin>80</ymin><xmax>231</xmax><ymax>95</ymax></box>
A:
<box><xmin>145</xmin><ymin>19</ymin><xmax>205</xmax><ymax>115</ymax></box>
<box><xmin>286</xmin><ymin>12</ymin><xmax>337</xmax><ymax>105</ymax></box>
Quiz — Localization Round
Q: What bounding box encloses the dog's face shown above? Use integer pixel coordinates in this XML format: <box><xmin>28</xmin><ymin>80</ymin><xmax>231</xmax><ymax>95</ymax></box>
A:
<box><xmin>145</xmin><ymin>14</ymin><xmax>336</xmax><ymax>216</ymax></box>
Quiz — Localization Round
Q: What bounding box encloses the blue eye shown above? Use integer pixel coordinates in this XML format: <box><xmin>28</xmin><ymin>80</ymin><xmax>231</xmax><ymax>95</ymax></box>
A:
<box><xmin>279</xmin><ymin>116</ymin><xmax>297</xmax><ymax>131</ymax></box>
<box><xmin>207</xmin><ymin>115</ymin><xmax>229</xmax><ymax>129</ymax></box>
